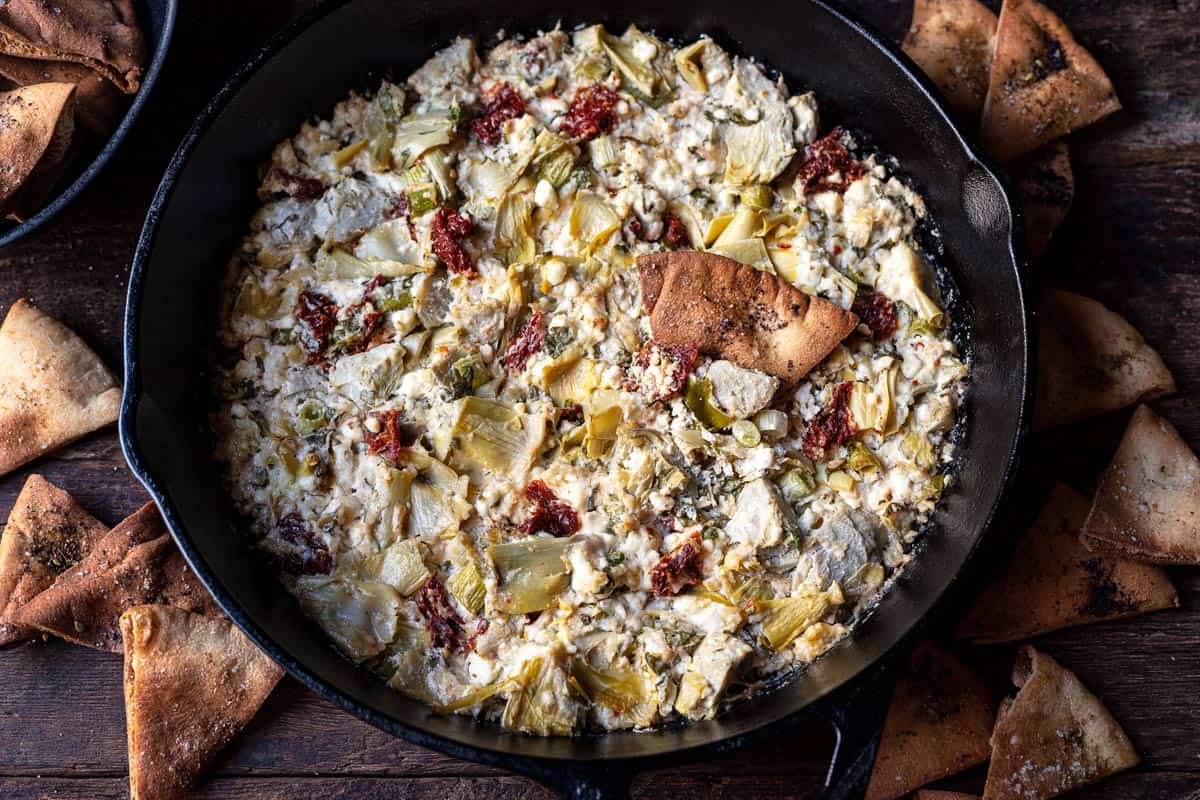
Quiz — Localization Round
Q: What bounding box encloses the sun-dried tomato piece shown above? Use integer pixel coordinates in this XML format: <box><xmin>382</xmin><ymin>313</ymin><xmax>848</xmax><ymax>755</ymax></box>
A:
<box><xmin>662</xmin><ymin>214</ymin><xmax>690</xmax><ymax>248</ymax></box>
<box><xmin>851</xmin><ymin>291</ymin><xmax>899</xmax><ymax>340</ymax></box>
<box><xmin>418</xmin><ymin>577</ymin><xmax>464</xmax><ymax>651</ymax></box>
<box><xmin>431</xmin><ymin>207</ymin><xmax>476</xmax><ymax>276</ymax></box>
<box><xmin>296</xmin><ymin>290</ymin><xmax>339</xmax><ymax>360</ymax></box>
<box><xmin>271</xmin><ymin>168</ymin><xmax>325</xmax><ymax>201</ymax></box>
<box><xmin>561</xmin><ymin>84</ymin><xmax>620</xmax><ymax>140</ymax></box>
<box><xmin>795</xmin><ymin>129</ymin><xmax>867</xmax><ymax>195</ymax></box>
<box><xmin>626</xmin><ymin>340</ymin><xmax>698</xmax><ymax>402</ymax></box>
<box><xmin>365</xmin><ymin>409</ymin><xmax>408</xmax><ymax>465</ymax></box>
<box><xmin>651</xmin><ymin>534</ymin><xmax>704</xmax><ymax>597</ymax></box>
<box><xmin>471</xmin><ymin>82</ymin><xmax>526</xmax><ymax>145</ymax></box>
<box><xmin>519</xmin><ymin>479</ymin><xmax>580</xmax><ymax>538</ymax></box>
<box><xmin>802</xmin><ymin>381</ymin><xmax>857</xmax><ymax>460</ymax></box>
<box><xmin>274</xmin><ymin>513</ymin><xmax>332</xmax><ymax>575</ymax></box>
<box><xmin>503</xmin><ymin>309</ymin><xmax>545</xmax><ymax>373</ymax></box>
<box><xmin>628</xmin><ymin>218</ymin><xmax>646</xmax><ymax>240</ymax></box>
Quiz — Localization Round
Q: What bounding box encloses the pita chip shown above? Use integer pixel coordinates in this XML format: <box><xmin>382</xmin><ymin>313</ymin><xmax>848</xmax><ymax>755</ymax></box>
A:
<box><xmin>1013</xmin><ymin>140</ymin><xmax>1073</xmax><ymax>258</ymax></box>
<box><xmin>956</xmin><ymin>482</ymin><xmax>1177</xmax><ymax>644</ymax></box>
<box><xmin>638</xmin><ymin>251</ymin><xmax>858</xmax><ymax>384</ymax></box>
<box><xmin>0</xmin><ymin>82</ymin><xmax>76</xmax><ymax>214</ymax></box>
<box><xmin>0</xmin><ymin>54</ymin><xmax>123</xmax><ymax>136</ymax></box>
<box><xmin>1082</xmin><ymin>405</ymin><xmax>1200</xmax><ymax>564</ymax></box>
<box><xmin>0</xmin><ymin>299</ymin><xmax>121</xmax><ymax>476</ymax></box>
<box><xmin>865</xmin><ymin>642</ymin><xmax>996</xmax><ymax>800</ymax></box>
<box><xmin>984</xmin><ymin>645</ymin><xmax>1137</xmax><ymax>800</ymax></box>
<box><xmin>902</xmin><ymin>0</ymin><xmax>998</xmax><ymax>117</ymax></box>
<box><xmin>11</xmin><ymin>502</ymin><xmax>216</xmax><ymax>651</ymax></box>
<box><xmin>1034</xmin><ymin>288</ymin><xmax>1174</xmax><ymax>431</ymax></box>
<box><xmin>0</xmin><ymin>0</ymin><xmax>145</xmax><ymax>94</ymax></box>
<box><xmin>121</xmin><ymin>605</ymin><xmax>283</xmax><ymax>800</ymax></box>
<box><xmin>916</xmin><ymin>793</ymin><xmax>980</xmax><ymax>800</ymax></box>
<box><xmin>0</xmin><ymin>474</ymin><xmax>108</xmax><ymax>645</ymax></box>
<box><xmin>979</xmin><ymin>0</ymin><xmax>1120</xmax><ymax>161</ymax></box>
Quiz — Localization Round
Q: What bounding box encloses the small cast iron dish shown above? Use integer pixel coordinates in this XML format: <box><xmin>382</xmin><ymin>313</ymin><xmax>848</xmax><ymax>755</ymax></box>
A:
<box><xmin>121</xmin><ymin>0</ymin><xmax>1032</xmax><ymax>797</ymax></box>
<box><xmin>0</xmin><ymin>0</ymin><xmax>177</xmax><ymax>248</ymax></box>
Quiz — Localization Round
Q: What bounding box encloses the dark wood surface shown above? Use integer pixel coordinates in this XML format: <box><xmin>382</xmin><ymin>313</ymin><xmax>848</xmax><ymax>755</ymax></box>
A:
<box><xmin>1</xmin><ymin>1</ymin><xmax>1197</xmax><ymax>797</ymax></box>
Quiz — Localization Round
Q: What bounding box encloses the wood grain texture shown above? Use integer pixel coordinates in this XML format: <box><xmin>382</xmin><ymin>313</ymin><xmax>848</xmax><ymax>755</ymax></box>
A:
<box><xmin>0</xmin><ymin>0</ymin><xmax>1198</xmax><ymax>797</ymax></box>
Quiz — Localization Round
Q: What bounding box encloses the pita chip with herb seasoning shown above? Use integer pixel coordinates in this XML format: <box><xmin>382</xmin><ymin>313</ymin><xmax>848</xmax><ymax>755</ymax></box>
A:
<box><xmin>956</xmin><ymin>482</ymin><xmax>1177</xmax><ymax>644</ymax></box>
<box><xmin>0</xmin><ymin>474</ymin><xmax>108</xmax><ymax>646</ymax></box>
<box><xmin>1012</xmin><ymin>139</ymin><xmax>1073</xmax><ymax>257</ymax></box>
<box><xmin>902</xmin><ymin>0</ymin><xmax>998</xmax><ymax>118</ymax></box>
<box><xmin>121</xmin><ymin>605</ymin><xmax>283</xmax><ymax>800</ymax></box>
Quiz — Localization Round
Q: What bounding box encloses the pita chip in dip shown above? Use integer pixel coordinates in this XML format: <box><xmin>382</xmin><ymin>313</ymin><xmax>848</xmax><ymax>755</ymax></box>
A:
<box><xmin>0</xmin><ymin>474</ymin><xmax>108</xmax><ymax>646</ymax></box>
<box><xmin>1013</xmin><ymin>140</ymin><xmax>1073</xmax><ymax>257</ymax></box>
<box><xmin>0</xmin><ymin>82</ymin><xmax>77</xmax><ymax>218</ymax></box>
<box><xmin>0</xmin><ymin>299</ymin><xmax>121</xmax><ymax>476</ymax></box>
<box><xmin>902</xmin><ymin>0</ymin><xmax>998</xmax><ymax>118</ymax></box>
<box><xmin>979</xmin><ymin>0</ymin><xmax>1120</xmax><ymax>161</ymax></box>
<box><xmin>866</xmin><ymin>641</ymin><xmax>996</xmax><ymax>800</ymax></box>
<box><xmin>984</xmin><ymin>645</ymin><xmax>1137</xmax><ymax>800</ymax></box>
<box><xmin>1034</xmin><ymin>288</ymin><xmax>1174</xmax><ymax>431</ymax></box>
<box><xmin>956</xmin><ymin>482</ymin><xmax>1177</xmax><ymax>644</ymax></box>
<box><xmin>1082</xmin><ymin>404</ymin><xmax>1200</xmax><ymax>564</ymax></box>
<box><xmin>121</xmin><ymin>605</ymin><xmax>283</xmax><ymax>800</ymax></box>
<box><xmin>11</xmin><ymin>502</ymin><xmax>216</xmax><ymax>651</ymax></box>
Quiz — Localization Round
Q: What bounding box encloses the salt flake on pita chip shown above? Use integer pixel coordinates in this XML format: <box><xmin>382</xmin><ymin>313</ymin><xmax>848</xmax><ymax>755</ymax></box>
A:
<box><xmin>11</xmin><ymin>502</ymin><xmax>216</xmax><ymax>651</ymax></box>
<box><xmin>1013</xmin><ymin>140</ymin><xmax>1073</xmax><ymax>258</ymax></box>
<box><xmin>956</xmin><ymin>482</ymin><xmax>1177</xmax><ymax>644</ymax></box>
<box><xmin>638</xmin><ymin>251</ymin><xmax>859</xmax><ymax>384</ymax></box>
<box><xmin>902</xmin><ymin>0</ymin><xmax>998</xmax><ymax>117</ymax></box>
<box><xmin>0</xmin><ymin>474</ymin><xmax>108</xmax><ymax>646</ymax></box>
<box><xmin>1082</xmin><ymin>405</ymin><xmax>1200</xmax><ymax>564</ymax></box>
<box><xmin>0</xmin><ymin>82</ymin><xmax>75</xmax><ymax>215</ymax></box>
<box><xmin>983</xmin><ymin>645</ymin><xmax>1137</xmax><ymax>800</ymax></box>
<box><xmin>1034</xmin><ymin>288</ymin><xmax>1174</xmax><ymax>431</ymax></box>
<box><xmin>979</xmin><ymin>0</ymin><xmax>1120</xmax><ymax>161</ymax></box>
<box><xmin>121</xmin><ymin>605</ymin><xmax>283</xmax><ymax>800</ymax></box>
<box><xmin>0</xmin><ymin>54</ymin><xmax>123</xmax><ymax>137</ymax></box>
<box><xmin>0</xmin><ymin>299</ymin><xmax>121</xmax><ymax>476</ymax></box>
<box><xmin>865</xmin><ymin>641</ymin><xmax>996</xmax><ymax>800</ymax></box>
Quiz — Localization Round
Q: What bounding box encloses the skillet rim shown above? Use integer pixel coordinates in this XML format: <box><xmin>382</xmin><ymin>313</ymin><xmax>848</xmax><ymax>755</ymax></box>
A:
<box><xmin>121</xmin><ymin>0</ymin><xmax>1033</xmax><ymax>770</ymax></box>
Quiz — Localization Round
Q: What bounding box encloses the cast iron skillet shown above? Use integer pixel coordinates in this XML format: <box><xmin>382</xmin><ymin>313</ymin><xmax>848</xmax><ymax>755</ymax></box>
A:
<box><xmin>121</xmin><ymin>0</ymin><xmax>1031</xmax><ymax>797</ymax></box>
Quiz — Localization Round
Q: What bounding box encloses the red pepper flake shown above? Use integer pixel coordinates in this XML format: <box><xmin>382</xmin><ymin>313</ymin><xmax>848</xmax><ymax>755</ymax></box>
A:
<box><xmin>801</xmin><ymin>381</ymin><xmax>857</xmax><ymax>460</ymax></box>
<box><xmin>431</xmin><ymin>207</ymin><xmax>476</xmax><ymax>276</ymax></box>
<box><xmin>651</xmin><ymin>533</ymin><xmax>704</xmax><ymax>597</ymax></box>
<box><xmin>795</xmin><ymin>128</ymin><xmax>867</xmax><ymax>195</ymax></box>
<box><xmin>850</xmin><ymin>291</ymin><xmax>899</xmax><ymax>340</ymax></box>
<box><xmin>471</xmin><ymin>82</ymin><xmax>526</xmax><ymax>145</ymax></box>
<box><xmin>662</xmin><ymin>214</ymin><xmax>690</xmax><ymax>248</ymax></box>
<box><xmin>561</xmin><ymin>84</ymin><xmax>620</xmax><ymax>140</ymax></box>
<box><xmin>365</xmin><ymin>409</ymin><xmax>409</xmax><ymax>465</ymax></box>
<box><xmin>271</xmin><ymin>168</ymin><xmax>325</xmax><ymax>201</ymax></box>
<box><xmin>273</xmin><ymin>513</ymin><xmax>332</xmax><ymax>575</ymax></box>
<box><xmin>519</xmin><ymin>479</ymin><xmax>580</xmax><ymax>538</ymax></box>
<box><xmin>626</xmin><ymin>340</ymin><xmax>698</xmax><ymax>402</ymax></box>
<box><xmin>503</xmin><ymin>309</ymin><xmax>545</xmax><ymax>373</ymax></box>
<box><xmin>296</xmin><ymin>290</ymin><xmax>339</xmax><ymax>360</ymax></box>
<box><xmin>418</xmin><ymin>577</ymin><xmax>465</xmax><ymax>651</ymax></box>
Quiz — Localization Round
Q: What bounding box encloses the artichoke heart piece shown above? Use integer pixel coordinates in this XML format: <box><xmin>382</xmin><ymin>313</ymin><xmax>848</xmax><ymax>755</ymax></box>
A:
<box><xmin>599</xmin><ymin>26</ymin><xmax>664</xmax><ymax>98</ymax></box>
<box><xmin>316</xmin><ymin>247</ymin><xmax>427</xmax><ymax>279</ymax></box>
<box><xmin>374</xmin><ymin>465</ymin><xmax>414</xmax><ymax>547</ymax></box>
<box><xmin>391</xmin><ymin>107</ymin><xmax>458</xmax><ymax>168</ymax></box>
<box><xmin>359</xmin><ymin>538</ymin><xmax>430</xmax><ymax>597</ymax></box>
<box><xmin>432</xmin><ymin>678</ymin><xmax>510</xmax><ymax>714</ymax></box>
<box><xmin>407</xmin><ymin>452</ymin><xmax>470</xmax><ymax>537</ymax></box>
<box><xmin>674</xmin><ymin>39</ymin><xmax>710</xmax><ymax>92</ymax></box>
<box><xmin>546</xmin><ymin>357</ymin><xmax>598</xmax><ymax>406</ymax></box>
<box><xmin>877</xmin><ymin>242</ymin><xmax>943</xmax><ymax>324</ymax></box>
<box><xmin>294</xmin><ymin>576</ymin><xmax>403</xmax><ymax>662</ymax></box>
<box><xmin>708</xmin><ymin>237</ymin><xmax>774</xmax><ymax>271</ymax></box>
<box><xmin>489</xmin><ymin>536</ymin><xmax>574</xmax><ymax>615</ymax></box>
<box><xmin>571</xmin><ymin>660</ymin><xmax>657</xmax><ymax>727</ymax></box>
<box><xmin>585</xmin><ymin>400</ymin><xmax>623</xmax><ymax>458</ymax></box>
<box><xmin>721</xmin><ymin>60</ymin><xmax>796</xmax><ymax>186</ymax></box>
<box><xmin>502</xmin><ymin>651</ymin><xmax>580</xmax><ymax>736</ymax></box>
<box><xmin>849</xmin><ymin>363</ymin><xmax>900</xmax><ymax>435</ymax></box>
<box><xmin>447</xmin><ymin>559</ymin><xmax>486</xmax><ymax>615</ymax></box>
<box><xmin>684</xmin><ymin>377</ymin><xmax>735</xmax><ymax>430</ymax></box>
<box><xmin>712</xmin><ymin>206</ymin><xmax>762</xmax><ymax>247</ymax></box>
<box><xmin>754</xmin><ymin>586</ymin><xmax>843</xmax><ymax>651</ymax></box>
<box><xmin>569</xmin><ymin>192</ymin><xmax>621</xmax><ymax>255</ymax></box>
<box><xmin>495</xmin><ymin>192</ymin><xmax>537</xmax><ymax>265</ymax></box>
<box><xmin>450</xmin><ymin>396</ymin><xmax>546</xmax><ymax>474</ymax></box>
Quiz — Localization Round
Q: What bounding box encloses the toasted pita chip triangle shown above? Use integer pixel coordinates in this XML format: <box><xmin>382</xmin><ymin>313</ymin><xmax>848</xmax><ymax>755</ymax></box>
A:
<box><xmin>956</xmin><ymin>482</ymin><xmax>1177</xmax><ymax>644</ymax></box>
<box><xmin>1034</xmin><ymin>289</ymin><xmax>1174</xmax><ymax>431</ymax></box>
<box><xmin>1014</xmin><ymin>140</ymin><xmax>1073</xmax><ymax>257</ymax></box>
<box><xmin>638</xmin><ymin>251</ymin><xmax>858</xmax><ymax>383</ymax></box>
<box><xmin>11</xmin><ymin>502</ymin><xmax>216</xmax><ymax>651</ymax></box>
<box><xmin>0</xmin><ymin>474</ymin><xmax>108</xmax><ymax>646</ymax></box>
<box><xmin>0</xmin><ymin>54</ymin><xmax>123</xmax><ymax>137</ymax></box>
<box><xmin>865</xmin><ymin>642</ymin><xmax>996</xmax><ymax>800</ymax></box>
<box><xmin>0</xmin><ymin>82</ymin><xmax>75</xmax><ymax>211</ymax></box>
<box><xmin>916</xmin><ymin>793</ymin><xmax>980</xmax><ymax>800</ymax></box>
<box><xmin>0</xmin><ymin>0</ymin><xmax>145</xmax><ymax>94</ymax></box>
<box><xmin>979</xmin><ymin>0</ymin><xmax>1120</xmax><ymax>161</ymax></box>
<box><xmin>0</xmin><ymin>300</ymin><xmax>121</xmax><ymax>477</ymax></box>
<box><xmin>1081</xmin><ymin>405</ymin><xmax>1200</xmax><ymax>564</ymax></box>
<box><xmin>984</xmin><ymin>645</ymin><xmax>1137</xmax><ymax>800</ymax></box>
<box><xmin>902</xmin><ymin>0</ymin><xmax>998</xmax><ymax>117</ymax></box>
<box><xmin>121</xmin><ymin>605</ymin><xmax>283</xmax><ymax>800</ymax></box>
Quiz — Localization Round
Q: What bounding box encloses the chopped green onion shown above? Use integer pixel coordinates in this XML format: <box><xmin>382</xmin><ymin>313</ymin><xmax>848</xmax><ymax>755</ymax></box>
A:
<box><xmin>731</xmin><ymin>419</ymin><xmax>762</xmax><ymax>447</ymax></box>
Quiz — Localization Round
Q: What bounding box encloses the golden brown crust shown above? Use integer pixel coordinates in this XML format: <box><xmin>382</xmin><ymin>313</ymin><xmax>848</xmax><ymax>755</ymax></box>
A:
<box><xmin>0</xmin><ymin>299</ymin><xmax>121</xmax><ymax>476</ymax></box>
<box><xmin>121</xmin><ymin>605</ymin><xmax>283</xmax><ymax>800</ymax></box>
<box><xmin>956</xmin><ymin>482</ymin><xmax>1177</xmax><ymax>644</ymax></box>
<box><xmin>980</xmin><ymin>0</ymin><xmax>1120</xmax><ymax>161</ymax></box>
<box><xmin>865</xmin><ymin>642</ymin><xmax>996</xmax><ymax>800</ymax></box>
<box><xmin>983</xmin><ymin>645</ymin><xmax>1138</xmax><ymax>800</ymax></box>
<box><xmin>637</xmin><ymin>251</ymin><xmax>858</xmax><ymax>384</ymax></box>
<box><xmin>0</xmin><ymin>474</ymin><xmax>108</xmax><ymax>645</ymax></box>
<box><xmin>0</xmin><ymin>82</ymin><xmax>76</xmax><ymax>212</ymax></box>
<box><xmin>1013</xmin><ymin>139</ymin><xmax>1073</xmax><ymax>257</ymax></box>
<box><xmin>902</xmin><ymin>0</ymin><xmax>998</xmax><ymax>117</ymax></box>
<box><xmin>11</xmin><ymin>502</ymin><xmax>217</xmax><ymax>651</ymax></box>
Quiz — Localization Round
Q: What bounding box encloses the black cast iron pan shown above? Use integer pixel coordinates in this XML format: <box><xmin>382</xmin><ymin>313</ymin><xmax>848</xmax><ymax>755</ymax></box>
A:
<box><xmin>121</xmin><ymin>1</ymin><xmax>1031</xmax><ymax>797</ymax></box>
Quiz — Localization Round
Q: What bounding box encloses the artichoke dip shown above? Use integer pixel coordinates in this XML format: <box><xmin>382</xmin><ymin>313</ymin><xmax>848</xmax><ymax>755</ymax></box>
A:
<box><xmin>213</xmin><ymin>25</ymin><xmax>968</xmax><ymax>735</ymax></box>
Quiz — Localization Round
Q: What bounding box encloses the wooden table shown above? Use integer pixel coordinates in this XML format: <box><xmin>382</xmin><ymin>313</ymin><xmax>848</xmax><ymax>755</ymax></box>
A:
<box><xmin>1</xmin><ymin>1</ymin><xmax>1196</xmax><ymax>797</ymax></box>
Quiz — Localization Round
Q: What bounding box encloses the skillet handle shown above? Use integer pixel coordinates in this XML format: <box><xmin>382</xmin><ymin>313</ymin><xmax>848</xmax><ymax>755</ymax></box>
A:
<box><xmin>814</xmin><ymin>660</ymin><xmax>896</xmax><ymax>800</ymax></box>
